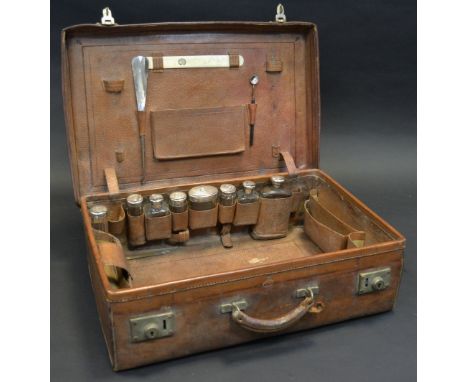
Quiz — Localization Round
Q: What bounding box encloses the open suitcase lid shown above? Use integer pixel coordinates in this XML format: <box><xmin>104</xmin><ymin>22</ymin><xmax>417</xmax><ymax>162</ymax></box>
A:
<box><xmin>61</xmin><ymin>8</ymin><xmax>321</xmax><ymax>203</ymax></box>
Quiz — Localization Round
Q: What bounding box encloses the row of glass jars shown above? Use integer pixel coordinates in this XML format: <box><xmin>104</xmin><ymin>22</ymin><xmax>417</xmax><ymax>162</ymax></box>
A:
<box><xmin>89</xmin><ymin>175</ymin><xmax>292</xmax><ymax>230</ymax></box>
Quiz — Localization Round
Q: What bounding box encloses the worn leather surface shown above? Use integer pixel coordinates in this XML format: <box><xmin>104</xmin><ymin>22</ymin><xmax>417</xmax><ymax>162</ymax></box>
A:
<box><xmin>233</xmin><ymin>200</ymin><xmax>260</xmax><ymax>226</ymax></box>
<box><xmin>107</xmin><ymin>204</ymin><xmax>126</xmax><ymax>239</ymax></box>
<box><xmin>218</xmin><ymin>204</ymin><xmax>236</xmax><ymax>224</ymax></box>
<box><xmin>252</xmin><ymin>196</ymin><xmax>293</xmax><ymax>239</ymax></box>
<box><xmin>171</xmin><ymin>209</ymin><xmax>188</xmax><ymax>232</ymax></box>
<box><xmin>127</xmin><ymin>214</ymin><xmax>146</xmax><ymax>247</ymax></box>
<box><xmin>145</xmin><ymin>213</ymin><xmax>172</xmax><ymax>241</ymax></box>
<box><xmin>189</xmin><ymin>205</ymin><xmax>219</xmax><ymax>230</ymax></box>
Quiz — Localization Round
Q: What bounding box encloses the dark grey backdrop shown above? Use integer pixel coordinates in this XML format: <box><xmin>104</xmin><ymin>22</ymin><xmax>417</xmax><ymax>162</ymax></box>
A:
<box><xmin>51</xmin><ymin>0</ymin><xmax>416</xmax><ymax>381</ymax></box>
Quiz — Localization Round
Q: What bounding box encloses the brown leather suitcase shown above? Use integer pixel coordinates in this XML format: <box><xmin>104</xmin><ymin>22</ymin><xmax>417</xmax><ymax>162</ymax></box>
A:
<box><xmin>61</xmin><ymin>7</ymin><xmax>405</xmax><ymax>371</ymax></box>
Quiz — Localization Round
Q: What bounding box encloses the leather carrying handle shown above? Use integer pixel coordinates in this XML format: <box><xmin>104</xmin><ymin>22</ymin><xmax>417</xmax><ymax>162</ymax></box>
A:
<box><xmin>231</xmin><ymin>291</ymin><xmax>317</xmax><ymax>333</ymax></box>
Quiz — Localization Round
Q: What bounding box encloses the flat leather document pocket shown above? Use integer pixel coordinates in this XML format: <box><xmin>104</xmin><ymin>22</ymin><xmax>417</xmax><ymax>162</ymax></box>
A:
<box><xmin>151</xmin><ymin>105</ymin><xmax>247</xmax><ymax>160</ymax></box>
<box><xmin>189</xmin><ymin>205</ymin><xmax>219</xmax><ymax>230</ymax></box>
<box><xmin>145</xmin><ymin>214</ymin><xmax>172</xmax><ymax>241</ymax></box>
<box><xmin>303</xmin><ymin>197</ymin><xmax>366</xmax><ymax>252</ymax></box>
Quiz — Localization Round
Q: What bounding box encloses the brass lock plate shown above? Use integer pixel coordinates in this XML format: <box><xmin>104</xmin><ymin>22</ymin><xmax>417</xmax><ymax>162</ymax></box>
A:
<box><xmin>129</xmin><ymin>311</ymin><xmax>174</xmax><ymax>343</ymax></box>
<box><xmin>357</xmin><ymin>267</ymin><xmax>391</xmax><ymax>295</ymax></box>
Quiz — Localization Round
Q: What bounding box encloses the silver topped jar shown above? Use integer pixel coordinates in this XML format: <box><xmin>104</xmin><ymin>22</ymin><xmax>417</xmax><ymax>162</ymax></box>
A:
<box><xmin>126</xmin><ymin>193</ymin><xmax>144</xmax><ymax>216</ymax></box>
<box><xmin>169</xmin><ymin>191</ymin><xmax>188</xmax><ymax>213</ymax></box>
<box><xmin>188</xmin><ymin>185</ymin><xmax>218</xmax><ymax>211</ymax></box>
<box><xmin>89</xmin><ymin>204</ymin><xmax>108</xmax><ymax>232</ymax></box>
<box><xmin>219</xmin><ymin>184</ymin><xmax>237</xmax><ymax>206</ymax></box>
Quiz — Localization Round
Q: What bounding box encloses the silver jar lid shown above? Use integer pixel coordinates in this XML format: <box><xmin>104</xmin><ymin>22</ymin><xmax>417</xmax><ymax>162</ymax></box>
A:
<box><xmin>220</xmin><ymin>184</ymin><xmax>236</xmax><ymax>196</ymax></box>
<box><xmin>169</xmin><ymin>191</ymin><xmax>187</xmax><ymax>206</ymax></box>
<box><xmin>127</xmin><ymin>193</ymin><xmax>143</xmax><ymax>206</ymax></box>
<box><xmin>89</xmin><ymin>204</ymin><xmax>108</xmax><ymax>217</ymax></box>
<box><xmin>188</xmin><ymin>185</ymin><xmax>218</xmax><ymax>203</ymax></box>
<box><xmin>271</xmin><ymin>175</ymin><xmax>285</xmax><ymax>188</ymax></box>
<box><xmin>149</xmin><ymin>193</ymin><xmax>164</xmax><ymax>205</ymax></box>
<box><xmin>243</xmin><ymin>180</ymin><xmax>256</xmax><ymax>191</ymax></box>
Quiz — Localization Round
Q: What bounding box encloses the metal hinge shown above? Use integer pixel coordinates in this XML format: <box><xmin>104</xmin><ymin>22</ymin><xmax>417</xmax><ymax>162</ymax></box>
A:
<box><xmin>275</xmin><ymin>4</ymin><xmax>287</xmax><ymax>23</ymax></box>
<box><xmin>100</xmin><ymin>7</ymin><xmax>115</xmax><ymax>26</ymax></box>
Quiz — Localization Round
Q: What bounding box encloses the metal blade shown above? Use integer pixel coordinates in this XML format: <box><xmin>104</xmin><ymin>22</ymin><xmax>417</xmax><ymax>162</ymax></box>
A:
<box><xmin>131</xmin><ymin>56</ymin><xmax>148</xmax><ymax>111</ymax></box>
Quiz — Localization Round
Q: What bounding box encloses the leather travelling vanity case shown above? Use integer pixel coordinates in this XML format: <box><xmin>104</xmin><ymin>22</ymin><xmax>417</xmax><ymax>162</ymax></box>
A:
<box><xmin>61</xmin><ymin>6</ymin><xmax>406</xmax><ymax>371</ymax></box>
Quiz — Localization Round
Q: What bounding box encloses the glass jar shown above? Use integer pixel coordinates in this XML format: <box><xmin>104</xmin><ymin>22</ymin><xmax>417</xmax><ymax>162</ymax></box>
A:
<box><xmin>126</xmin><ymin>193</ymin><xmax>144</xmax><ymax>216</ymax></box>
<box><xmin>188</xmin><ymin>185</ymin><xmax>218</xmax><ymax>211</ymax></box>
<box><xmin>260</xmin><ymin>175</ymin><xmax>292</xmax><ymax>198</ymax></box>
<box><xmin>219</xmin><ymin>184</ymin><xmax>237</xmax><ymax>206</ymax></box>
<box><xmin>145</xmin><ymin>193</ymin><xmax>170</xmax><ymax>218</ymax></box>
<box><xmin>89</xmin><ymin>204</ymin><xmax>108</xmax><ymax>232</ymax></box>
<box><xmin>237</xmin><ymin>180</ymin><xmax>259</xmax><ymax>204</ymax></box>
<box><xmin>169</xmin><ymin>191</ymin><xmax>188</xmax><ymax>213</ymax></box>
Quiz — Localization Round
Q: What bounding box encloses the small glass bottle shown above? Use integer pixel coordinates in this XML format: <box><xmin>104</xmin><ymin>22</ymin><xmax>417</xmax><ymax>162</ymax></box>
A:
<box><xmin>237</xmin><ymin>180</ymin><xmax>259</xmax><ymax>204</ymax></box>
<box><xmin>188</xmin><ymin>185</ymin><xmax>218</xmax><ymax>210</ymax></box>
<box><xmin>169</xmin><ymin>191</ymin><xmax>188</xmax><ymax>213</ymax></box>
<box><xmin>219</xmin><ymin>184</ymin><xmax>237</xmax><ymax>206</ymax></box>
<box><xmin>260</xmin><ymin>175</ymin><xmax>292</xmax><ymax>199</ymax></box>
<box><xmin>126</xmin><ymin>194</ymin><xmax>144</xmax><ymax>217</ymax></box>
<box><xmin>145</xmin><ymin>193</ymin><xmax>170</xmax><ymax>218</ymax></box>
<box><xmin>89</xmin><ymin>204</ymin><xmax>108</xmax><ymax>232</ymax></box>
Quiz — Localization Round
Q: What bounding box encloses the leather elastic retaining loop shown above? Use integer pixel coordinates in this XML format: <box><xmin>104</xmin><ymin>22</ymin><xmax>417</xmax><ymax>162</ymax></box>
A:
<box><xmin>104</xmin><ymin>167</ymin><xmax>119</xmax><ymax>194</ymax></box>
<box><xmin>279</xmin><ymin>150</ymin><xmax>297</xmax><ymax>176</ymax></box>
<box><xmin>151</xmin><ymin>54</ymin><xmax>164</xmax><ymax>71</ymax></box>
<box><xmin>229</xmin><ymin>53</ymin><xmax>240</xmax><ymax>68</ymax></box>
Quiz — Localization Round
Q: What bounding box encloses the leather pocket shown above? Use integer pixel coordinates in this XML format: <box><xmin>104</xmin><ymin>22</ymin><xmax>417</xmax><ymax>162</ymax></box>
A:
<box><xmin>189</xmin><ymin>205</ymin><xmax>219</xmax><ymax>230</ymax></box>
<box><xmin>218</xmin><ymin>204</ymin><xmax>236</xmax><ymax>224</ymax></box>
<box><xmin>127</xmin><ymin>214</ymin><xmax>146</xmax><ymax>247</ymax></box>
<box><xmin>151</xmin><ymin>105</ymin><xmax>247</xmax><ymax>160</ymax></box>
<box><xmin>172</xmin><ymin>210</ymin><xmax>189</xmax><ymax>232</ymax></box>
<box><xmin>145</xmin><ymin>214</ymin><xmax>172</xmax><ymax>241</ymax></box>
<box><xmin>108</xmin><ymin>204</ymin><xmax>126</xmax><ymax>239</ymax></box>
<box><xmin>233</xmin><ymin>201</ymin><xmax>260</xmax><ymax>226</ymax></box>
<box><xmin>303</xmin><ymin>198</ymin><xmax>366</xmax><ymax>252</ymax></box>
<box><xmin>252</xmin><ymin>197</ymin><xmax>292</xmax><ymax>239</ymax></box>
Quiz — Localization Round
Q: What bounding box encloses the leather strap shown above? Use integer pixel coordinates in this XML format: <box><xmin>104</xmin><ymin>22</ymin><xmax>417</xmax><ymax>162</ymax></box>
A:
<box><xmin>104</xmin><ymin>167</ymin><xmax>119</xmax><ymax>194</ymax></box>
<box><xmin>279</xmin><ymin>150</ymin><xmax>298</xmax><ymax>176</ymax></box>
<box><xmin>151</xmin><ymin>53</ymin><xmax>164</xmax><ymax>71</ymax></box>
<box><xmin>229</xmin><ymin>53</ymin><xmax>240</xmax><ymax>68</ymax></box>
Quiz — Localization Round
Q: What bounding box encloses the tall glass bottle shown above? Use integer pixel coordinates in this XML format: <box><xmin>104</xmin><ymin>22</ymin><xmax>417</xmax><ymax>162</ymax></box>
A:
<box><xmin>126</xmin><ymin>194</ymin><xmax>144</xmax><ymax>217</ymax></box>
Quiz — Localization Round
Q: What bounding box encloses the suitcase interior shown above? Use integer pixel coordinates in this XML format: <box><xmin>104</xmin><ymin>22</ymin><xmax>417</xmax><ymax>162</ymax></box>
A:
<box><xmin>83</xmin><ymin>169</ymin><xmax>401</xmax><ymax>291</ymax></box>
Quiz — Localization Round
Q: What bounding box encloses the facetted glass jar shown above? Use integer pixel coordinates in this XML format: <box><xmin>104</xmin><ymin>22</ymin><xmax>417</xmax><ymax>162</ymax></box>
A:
<box><xmin>126</xmin><ymin>194</ymin><xmax>144</xmax><ymax>216</ymax></box>
<box><xmin>89</xmin><ymin>204</ymin><xmax>109</xmax><ymax>232</ymax></box>
<box><xmin>219</xmin><ymin>184</ymin><xmax>237</xmax><ymax>206</ymax></box>
<box><xmin>145</xmin><ymin>193</ymin><xmax>170</xmax><ymax>218</ymax></box>
<box><xmin>169</xmin><ymin>191</ymin><xmax>188</xmax><ymax>213</ymax></box>
<box><xmin>237</xmin><ymin>180</ymin><xmax>259</xmax><ymax>204</ymax></box>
